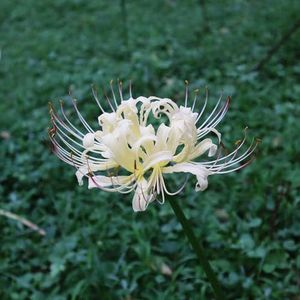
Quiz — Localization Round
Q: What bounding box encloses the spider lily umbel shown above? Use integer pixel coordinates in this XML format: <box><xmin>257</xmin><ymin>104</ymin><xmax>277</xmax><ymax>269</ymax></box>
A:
<box><xmin>49</xmin><ymin>81</ymin><xmax>258</xmax><ymax>212</ymax></box>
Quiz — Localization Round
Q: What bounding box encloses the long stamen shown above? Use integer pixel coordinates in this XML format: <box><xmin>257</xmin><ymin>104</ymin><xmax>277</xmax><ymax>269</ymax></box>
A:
<box><xmin>51</xmin><ymin>117</ymin><xmax>85</xmax><ymax>149</ymax></box>
<box><xmin>195</xmin><ymin>86</ymin><xmax>208</xmax><ymax>123</ymax></box>
<box><xmin>52</xmin><ymin>100</ymin><xmax>105</xmax><ymax>153</ymax></box>
<box><xmin>50</xmin><ymin>138</ymin><xmax>82</xmax><ymax>167</ymax></box>
<box><xmin>161</xmin><ymin>174</ymin><xmax>189</xmax><ymax>196</ymax></box>
<box><xmin>50</xmin><ymin>106</ymin><xmax>84</xmax><ymax>141</ymax></box>
<box><xmin>72</xmin><ymin>99</ymin><xmax>94</xmax><ymax>132</ymax></box>
<box><xmin>215</xmin><ymin>156</ymin><xmax>256</xmax><ymax>174</ymax></box>
<box><xmin>50</xmin><ymin>110</ymin><xmax>106</xmax><ymax>164</ymax></box>
<box><xmin>88</xmin><ymin>164</ymin><xmax>136</xmax><ymax>193</ymax></box>
<box><xmin>129</xmin><ymin>80</ymin><xmax>133</xmax><ymax>98</ymax></box>
<box><xmin>110</xmin><ymin>80</ymin><xmax>119</xmax><ymax>107</ymax></box>
<box><xmin>192</xmin><ymin>89</ymin><xmax>199</xmax><ymax>111</ymax></box>
<box><xmin>209</xmin><ymin>139</ymin><xmax>259</xmax><ymax>172</ymax></box>
<box><xmin>102</xmin><ymin>87</ymin><xmax>115</xmax><ymax>112</ymax></box>
<box><xmin>197</xmin><ymin>96</ymin><xmax>230</xmax><ymax>137</ymax></box>
<box><xmin>197</xmin><ymin>91</ymin><xmax>224</xmax><ymax>128</ymax></box>
<box><xmin>184</xmin><ymin>80</ymin><xmax>189</xmax><ymax>107</ymax></box>
<box><xmin>200</xmin><ymin>127</ymin><xmax>248</xmax><ymax>167</ymax></box>
<box><xmin>60</xmin><ymin>100</ymin><xmax>85</xmax><ymax>137</ymax></box>
<box><xmin>118</xmin><ymin>79</ymin><xmax>124</xmax><ymax>102</ymax></box>
<box><xmin>55</xmin><ymin>131</ymin><xmax>106</xmax><ymax>163</ymax></box>
<box><xmin>91</xmin><ymin>85</ymin><xmax>105</xmax><ymax>113</ymax></box>
<box><xmin>53</xmin><ymin>133</ymin><xmax>83</xmax><ymax>157</ymax></box>
<box><xmin>158</xmin><ymin>170</ymin><xmax>166</xmax><ymax>204</ymax></box>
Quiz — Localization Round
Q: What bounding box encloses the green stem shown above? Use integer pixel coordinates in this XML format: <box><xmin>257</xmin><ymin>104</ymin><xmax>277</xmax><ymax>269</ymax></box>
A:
<box><xmin>168</xmin><ymin>197</ymin><xmax>223</xmax><ymax>300</ymax></box>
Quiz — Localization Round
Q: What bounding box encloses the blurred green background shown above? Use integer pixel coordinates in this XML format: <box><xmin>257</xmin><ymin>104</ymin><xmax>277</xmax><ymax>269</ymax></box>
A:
<box><xmin>1</xmin><ymin>0</ymin><xmax>300</xmax><ymax>299</ymax></box>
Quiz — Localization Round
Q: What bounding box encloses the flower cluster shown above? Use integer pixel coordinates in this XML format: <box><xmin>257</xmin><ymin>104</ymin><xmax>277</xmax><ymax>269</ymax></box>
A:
<box><xmin>49</xmin><ymin>82</ymin><xmax>258</xmax><ymax>212</ymax></box>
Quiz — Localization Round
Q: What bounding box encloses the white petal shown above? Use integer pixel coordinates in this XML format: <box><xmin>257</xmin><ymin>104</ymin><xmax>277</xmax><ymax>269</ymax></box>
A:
<box><xmin>88</xmin><ymin>175</ymin><xmax>133</xmax><ymax>189</ymax></box>
<box><xmin>208</xmin><ymin>144</ymin><xmax>217</xmax><ymax>157</ymax></box>
<box><xmin>171</xmin><ymin>106</ymin><xmax>198</xmax><ymax>139</ymax></box>
<box><xmin>94</xmin><ymin>130</ymin><xmax>103</xmax><ymax>141</ymax></box>
<box><xmin>151</xmin><ymin>98</ymin><xmax>179</xmax><ymax>119</ymax></box>
<box><xmin>143</xmin><ymin>151</ymin><xmax>173</xmax><ymax>171</ymax></box>
<box><xmin>155</xmin><ymin>123</ymin><xmax>171</xmax><ymax>151</ymax></box>
<box><xmin>101</xmin><ymin>133</ymin><xmax>135</xmax><ymax>172</ymax></box>
<box><xmin>198</xmin><ymin>127</ymin><xmax>222</xmax><ymax>142</ymax></box>
<box><xmin>156</xmin><ymin>123</ymin><xmax>170</xmax><ymax>142</ymax></box>
<box><xmin>76</xmin><ymin>164</ymin><xmax>99</xmax><ymax>186</ymax></box>
<box><xmin>195</xmin><ymin>175</ymin><xmax>208</xmax><ymax>191</ymax></box>
<box><xmin>189</xmin><ymin>138</ymin><xmax>218</xmax><ymax>160</ymax></box>
<box><xmin>162</xmin><ymin>162</ymin><xmax>211</xmax><ymax>192</ymax></box>
<box><xmin>75</xmin><ymin>160</ymin><xmax>119</xmax><ymax>185</ymax></box>
<box><xmin>83</xmin><ymin>132</ymin><xmax>95</xmax><ymax>148</ymax></box>
<box><xmin>76</xmin><ymin>166</ymin><xmax>89</xmax><ymax>185</ymax></box>
<box><xmin>173</xmin><ymin>143</ymin><xmax>191</xmax><ymax>163</ymax></box>
<box><xmin>132</xmin><ymin>134</ymin><xmax>157</xmax><ymax>155</ymax></box>
<box><xmin>98</xmin><ymin>112</ymin><xmax>119</xmax><ymax>134</ymax></box>
<box><xmin>140</xmin><ymin>124</ymin><xmax>155</xmax><ymax>136</ymax></box>
<box><xmin>172</xmin><ymin>106</ymin><xmax>198</xmax><ymax>123</ymax></box>
<box><xmin>132</xmin><ymin>178</ymin><xmax>152</xmax><ymax>212</ymax></box>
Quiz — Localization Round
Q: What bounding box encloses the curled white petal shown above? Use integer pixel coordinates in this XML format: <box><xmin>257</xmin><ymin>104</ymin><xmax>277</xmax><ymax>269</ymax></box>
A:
<box><xmin>132</xmin><ymin>178</ymin><xmax>152</xmax><ymax>212</ymax></box>
<box><xmin>163</xmin><ymin>162</ymin><xmax>211</xmax><ymax>192</ymax></box>
<box><xmin>88</xmin><ymin>175</ymin><xmax>133</xmax><ymax>189</ymax></box>
<box><xmin>83</xmin><ymin>132</ymin><xmax>95</xmax><ymax>148</ymax></box>
<box><xmin>143</xmin><ymin>151</ymin><xmax>173</xmax><ymax>171</ymax></box>
<box><xmin>189</xmin><ymin>138</ymin><xmax>218</xmax><ymax>160</ymax></box>
<box><xmin>75</xmin><ymin>160</ymin><xmax>119</xmax><ymax>185</ymax></box>
<box><xmin>208</xmin><ymin>144</ymin><xmax>217</xmax><ymax>157</ymax></box>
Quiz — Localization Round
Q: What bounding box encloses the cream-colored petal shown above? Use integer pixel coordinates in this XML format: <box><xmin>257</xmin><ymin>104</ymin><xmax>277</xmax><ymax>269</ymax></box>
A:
<box><xmin>197</xmin><ymin>127</ymin><xmax>222</xmax><ymax>142</ymax></box>
<box><xmin>98</xmin><ymin>112</ymin><xmax>120</xmax><ymax>134</ymax></box>
<box><xmin>101</xmin><ymin>133</ymin><xmax>135</xmax><ymax>172</ymax></box>
<box><xmin>171</xmin><ymin>106</ymin><xmax>198</xmax><ymax>140</ymax></box>
<box><xmin>195</xmin><ymin>175</ymin><xmax>208</xmax><ymax>191</ymax></box>
<box><xmin>83</xmin><ymin>132</ymin><xmax>95</xmax><ymax>148</ymax></box>
<box><xmin>162</xmin><ymin>162</ymin><xmax>211</xmax><ymax>191</ymax></box>
<box><xmin>88</xmin><ymin>175</ymin><xmax>133</xmax><ymax>189</ymax></box>
<box><xmin>132</xmin><ymin>177</ymin><xmax>152</xmax><ymax>212</ymax></box>
<box><xmin>188</xmin><ymin>138</ymin><xmax>218</xmax><ymax>160</ymax></box>
<box><xmin>76</xmin><ymin>165</ymin><xmax>94</xmax><ymax>186</ymax></box>
<box><xmin>173</xmin><ymin>143</ymin><xmax>191</xmax><ymax>163</ymax></box>
<box><xmin>132</xmin><ymin>134</ymin><xmax>157</xmax><ymax>157</ymax></box>
<box><xmin>143</xmin><ymin>151</ymin><xmax>173</xmax><ymax>171</ymax></box>
<box><xmin>154</xmin><ymin>123</ymin><xmax>171</xmax><ymax>151</ymax></box>
<box><xmin>208</xmin><ymin>144</ymin><xmax>217</xmax><ymax>157</ymax></box>
<box><xmin>151</xmin><ymin>98</ymin><xmax>179</xmax><ymax>120</ymax></box>
<box><xmin>117</xmin><ymin>100</ymin><xmax>140</xmax><ymax>137</ymax></box>
<box><xmin>75</xmin><ymin>160</ymin><xmax>119</xmax><ymax>185</ymax></box>
<box><xmin>76</xmin><ymin>167</ymin><xmax>87</xmax><ymax>186</ymax></box>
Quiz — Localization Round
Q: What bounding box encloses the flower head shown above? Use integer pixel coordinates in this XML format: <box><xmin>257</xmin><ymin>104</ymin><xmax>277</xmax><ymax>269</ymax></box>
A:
<box><xmin>49</xmin><ymin>81</ymin><xmax>258</xmax><ymax>212</ymax></box>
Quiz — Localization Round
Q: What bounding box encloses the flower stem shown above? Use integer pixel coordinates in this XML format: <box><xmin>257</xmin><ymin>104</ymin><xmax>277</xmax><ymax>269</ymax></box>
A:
<box><xmin>168</xmin><ymin>197</ymin><xmax>223</xmax><ymax>300</ymax></box>
<box><xmin>0</xmin><ymin>209</ymin><xmax>46</xmax><ymax>236</ymax></box>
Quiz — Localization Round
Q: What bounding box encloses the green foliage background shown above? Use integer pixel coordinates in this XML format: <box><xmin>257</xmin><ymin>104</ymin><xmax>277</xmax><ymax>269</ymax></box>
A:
<box><xmin>0</xmin><ymin>0</ymin><xmax>299</xmax><ymax>299</ymax></box>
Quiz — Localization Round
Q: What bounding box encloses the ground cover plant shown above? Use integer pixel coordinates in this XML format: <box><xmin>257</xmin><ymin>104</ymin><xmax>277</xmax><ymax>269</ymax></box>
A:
<box><xmin>0</xmin><ymin>0</ymin><xmax>299</xmax><ymax>299</ymax></box>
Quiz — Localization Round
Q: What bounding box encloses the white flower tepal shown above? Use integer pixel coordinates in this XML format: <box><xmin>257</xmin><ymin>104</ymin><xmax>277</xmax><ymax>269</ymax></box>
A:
<box><xmin>49</xmin><ymin>82</ymin><xmax>258</xmax><ymax>212</ymax></box>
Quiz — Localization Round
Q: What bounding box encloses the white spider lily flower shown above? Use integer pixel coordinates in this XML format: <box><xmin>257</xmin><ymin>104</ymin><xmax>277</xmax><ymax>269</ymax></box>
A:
<box><xmin>49</xmin><ymin>81</ymin><xmax>258</xmax><ymax>212</ymax></box>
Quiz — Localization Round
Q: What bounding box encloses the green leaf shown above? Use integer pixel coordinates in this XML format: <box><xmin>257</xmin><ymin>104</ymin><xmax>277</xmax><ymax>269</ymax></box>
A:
<box><xmin>238</xmin><ymin>233</ymin><xmax>255</xmax><ymax>250</ymax></box>
<box><xmin>283</xmin><ymin>240</ymin><xmax>297</xmax><ymax>251</ymax></box>
<box><xmin>248</xmin><ymin>218</ymin><xmax>262</xmax><ymax>228</ymax></box>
